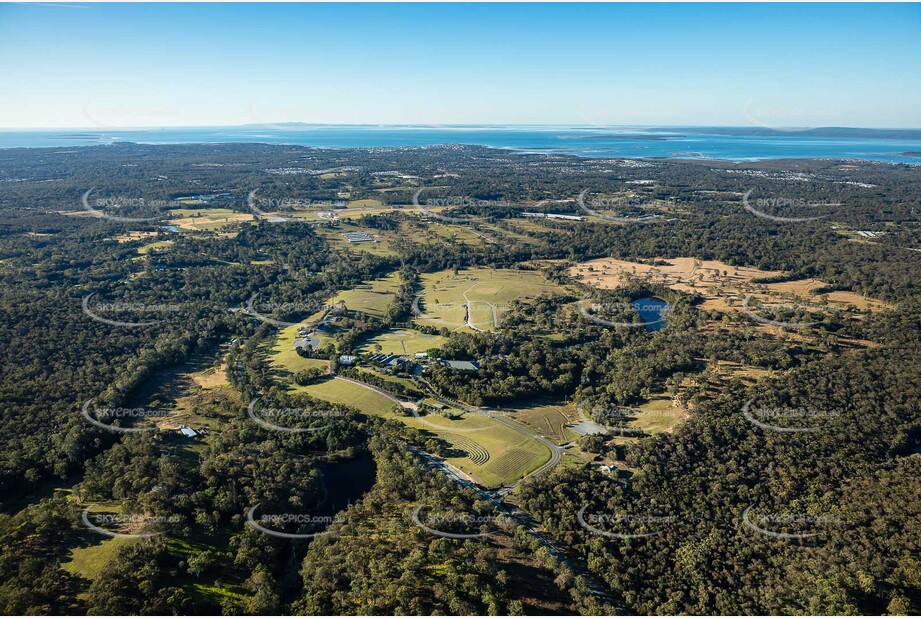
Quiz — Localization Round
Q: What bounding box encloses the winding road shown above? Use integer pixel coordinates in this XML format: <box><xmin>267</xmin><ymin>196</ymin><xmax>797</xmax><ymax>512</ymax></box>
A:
<box><xmin>334</xmin><ymin>373</ymin><xmax>612</xmax><ymax>608</ymax></box>
<box><xmin>337</xmin><ymin>370</ymin><xmax>560</xmax><ymax>489</ymax></box>
<box><xmin>332</xmin><ymin>375</ymin><xmax>418</xmax><ymax>410</ymax></box>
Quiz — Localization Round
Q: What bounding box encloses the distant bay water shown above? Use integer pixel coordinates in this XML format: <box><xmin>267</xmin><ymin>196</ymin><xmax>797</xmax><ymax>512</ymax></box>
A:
<box><xmin>1</xmin><ymin>125</ymin><xmax>920</xmax><ymax>163</ymax></box>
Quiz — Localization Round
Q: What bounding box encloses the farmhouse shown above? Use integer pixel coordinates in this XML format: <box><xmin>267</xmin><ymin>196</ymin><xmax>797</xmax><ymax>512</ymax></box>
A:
<box><xmin>294</xmin><ymin>335</ymin><xmax>320</xmax><ymax>351</ymax></box>
<box><xmin>439</xmin><ymin>359</ymin><xmax>481</xmax><ymax>371</ymax></box>
<box><xmin>342</xmin><ymin>231</ymin><xmax>374</xmax><ymax>243</ymax></box>
<box><xmin>368</xmin><ymin>353</ymin><xmax>418</xmax><ymax>373</ymax></box>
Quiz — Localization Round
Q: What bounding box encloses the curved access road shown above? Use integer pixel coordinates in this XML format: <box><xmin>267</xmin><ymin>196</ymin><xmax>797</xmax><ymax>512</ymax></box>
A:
<box><xmin>413</xmin><ymin>375</ymin><xmax>561</xmax><ymax>488</ymax></box>
<box><xmin>332</xmin><ymin>375</ymin><xmax>418</xmax><ymax>411</ymax></box>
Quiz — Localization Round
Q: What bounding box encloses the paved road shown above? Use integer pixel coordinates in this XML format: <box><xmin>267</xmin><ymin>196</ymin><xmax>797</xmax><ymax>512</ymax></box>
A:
<box><xmin>347</xmin><ymin>374</ymin><xmax>614</xmax><ymax>609</ymax></box>
<box><xmin>333</xmin><ymin>375</ymin><xmax>418</xmax><ymax>410</ymax></box>
<box><xmin>461</xmin><ymin>284</ymin><xmax>482</xmax><ymax>332</ymax></box>
<box><xmin>341</xmin><ymin>371</ymin><xmax>560</xmax><ymax>488</ymax></box>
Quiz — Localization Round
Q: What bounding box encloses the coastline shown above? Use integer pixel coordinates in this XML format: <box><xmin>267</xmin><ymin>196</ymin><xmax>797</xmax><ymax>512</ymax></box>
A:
<box><xmin>1</xmin><ymin>127</ymin><xmax>921</xmax><ymax>164</ymax></box>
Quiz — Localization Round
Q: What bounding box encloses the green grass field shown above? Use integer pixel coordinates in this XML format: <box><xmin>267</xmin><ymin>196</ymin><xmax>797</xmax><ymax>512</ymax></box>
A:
<box><xmin>481</xmin><ymin>223</ymin><xmax>543</xmax><ymax>246</ymax></box>
<box><xmin>348</xmin><ymin>198</ymin><xmax>384</xmax><ymax>208</ymax></box>
<box><xmin>137</xmin><ymin>240</ymin><xmax>173</xmax><ymax>254</ymax></box>
<box><xmin>414</xmin><ymin>267</ymin><xmax>567</xmax><ymax>331</ymax></box>
<box><xmin>417</xmin><ymin>413</ymin><xmax>551</xmax><ymax>487</ymax></box>
<box><xmin>422</xmin><ymin>223</ymin><xmax>489</xmax><ymax>245</ymax></box>
<box><xmin>506</xmin><ymin>403</ymin><xmax>580</xmax><ymax>444</ymax></box>
<box><xmin>314</xmin><ymin>223</ymin><xmax>398</xmax><ymax>256</ymax></box>
<box><xmin>357</xmin><ymin>328</ymin><xmax>448</xmax><ymax>355</ymax></box>
<box><xmin>297</xmin><ymin>376</ymin><xmax>397</xmax><ymax>415</ymax></box>
<box><xmin>355</xmin><ymin>367</ymin><xmax>425</xmax><ymax>396</ymax></box>
<box><xmin>270</xmin><ymin>320</ymin><xmax>333</xmax><ymax>377</ymax></box>
<box><xmin>328</xmin><ymin>273</ymin><xmax>401</xmax><ymax>318</ymax></box>
<box><xmin>62</xmin><ymin>536</ymin><xmax>137</xmax><ymax>581</ymax></box>
<box><xmin>164</xmin><ymin>207</ymin><xmax>254</xmax><ymax>231</ymax></box>
<box><xmin>628</xmin><ymin>396</ymin><xmax>685</xmax><ymax>434</ymax></box>
<box><xmin>309</xmin><ymin>376</ymin><xmax>554</xmax><ymax>487</ymax></box>
<box><xmin>360</xmin><ymin>403</ymin><xmax>553</xmax><ymax>488</ymax></box>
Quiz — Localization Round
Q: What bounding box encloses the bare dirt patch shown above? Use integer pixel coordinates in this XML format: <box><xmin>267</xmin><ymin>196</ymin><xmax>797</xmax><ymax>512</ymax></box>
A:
<box><xmin>570</xmin><ymin>256</ymin><xmax>890</xmax><ymax>316</ymax></box>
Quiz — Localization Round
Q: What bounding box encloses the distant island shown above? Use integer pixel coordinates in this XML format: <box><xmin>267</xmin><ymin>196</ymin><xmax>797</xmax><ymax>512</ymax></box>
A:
<box><xmin>560</xmin><ymin>134</ymin><xmax>679</xmax><ymax>141</ymax></box>
<box><xmin>648</xmin><ymin>126</ymin><xmax>921</xmax><ymax>140</ymax></box>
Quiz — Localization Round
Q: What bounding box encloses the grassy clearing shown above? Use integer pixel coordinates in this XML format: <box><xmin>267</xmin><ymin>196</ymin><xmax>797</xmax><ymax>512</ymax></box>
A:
<box><xmin>165</xmin><ymin>208</ymin><xmax>254</xmax><ymax>231</ymax></box>
<box><xmin>62</xmin><ymin>536</ymin><xmax>137</xmax><ymax>581</ymax></box>
<box><xmin>329</xmin><ymin>273</ymin><xmax>401</xmax><ymax>318</ymax></box>
<box><xmin>112</xmin><ymin>231</ymin><xmax>158</xmax><ymax>243</ymax></box>
<box><xmin>117</xmin><ymin>347</ymin><xmax>233</xmax><ymax>433</ymax></box>
<box><xmin>359</xmin><ymin>403</ymin><xmax>552</xmax><ymax>488</ymax></box>
<box><xmin>270</xmin><ymin>321</ymin><xmax>333</xmax><ymax>376</ymax></box>
<box><xmin>628</xmin><ymin>396</ymin><xmax>685</xmax><ymax>434</ymax></box>
<box><xmin>414</xmin><ymin>267</ymin><xmax>567</xmax><ymax>331</ymax></box>
<box><xmin>422</xmin><ymin>223</ymin><xmax>488</xmax><ymax>245</ymax></box>
<box><xmin>355</xmin><ymin>367</ymin><xmax>425</xmax><ymax>396</ymax></box>
<box><xmin>710</xmin><ymin>360</ymin><xmax>773</xmax><ymax>386</ymax></box>
<box><xmin>314</xmin><ymin>223</ymin><xmax>398</xmax><ymax>256</ymax></box>
<box><xmin>506</xmin><ymin>403</ymin><xmax>580</xmax><ymax>444</ymax></box>
<box><xmin>137</xmin><ymin>240</ymin><xmax>174</xmax><ymax>254</ymax></box>
<box><xmin>481</xmin><ymin>223</ymin><xmax>542</xmax><ymax>246</ymax></box>
<box><xmin>188</xmin><ymin>582</ymin><xmax>247</xmax><ymax>608</ymax></box>
<box><xmin>571</xmin><ymin>256</ymin><xmax>890</xmax><ymax>318</ymax></box>
<box><xmin>296</xmin><ymin>376</ymin><xmax>397</xmax><ymax>415</ymax></box>
<box><xmin>190</xmin><ymin>362</ymin><xmax>230</xmax><ymax>389</ymax></box>
<box><xmin>357</xmin><ymin>329</ymin><xmax>448</xmax><ymax>355</ymax></box>
<box><xmin>348</xmin><ymin>198</ymin><xmax>384</xmax><ymax>208</ymax></box>
<box><xmin>558</xmin><ymin>450</ymin><xmax>596</xmax><ymax>470</ymax></box>
<box><xmin>415</xmin><ymin>413</ymin><xmax>551</xmax><ymax>488</ymax></box>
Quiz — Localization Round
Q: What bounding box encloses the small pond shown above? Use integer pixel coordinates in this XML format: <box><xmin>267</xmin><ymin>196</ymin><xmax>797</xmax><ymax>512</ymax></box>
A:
<box><xmin>316</xmin><ymin>455</ymin><xmax>377</xmax><ymax>516</ymax></box>
<box><xmin>632</xmin><ymin>297</ymin><xmax>671</xmax><ymax>331</ymax></box>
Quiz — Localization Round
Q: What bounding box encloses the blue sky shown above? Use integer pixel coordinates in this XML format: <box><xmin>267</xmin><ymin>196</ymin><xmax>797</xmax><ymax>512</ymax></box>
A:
<box><xmin>0</xmin><ymin>3</ymin><xmax>919</xmax><ymax>128</ymax></box>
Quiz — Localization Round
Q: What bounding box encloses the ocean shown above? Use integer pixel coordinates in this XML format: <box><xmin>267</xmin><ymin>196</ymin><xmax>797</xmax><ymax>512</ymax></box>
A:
<box><xmin>1</xmin><ymin>125</ymin><xmax>919</xmax><ymax>163</ymax></box>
